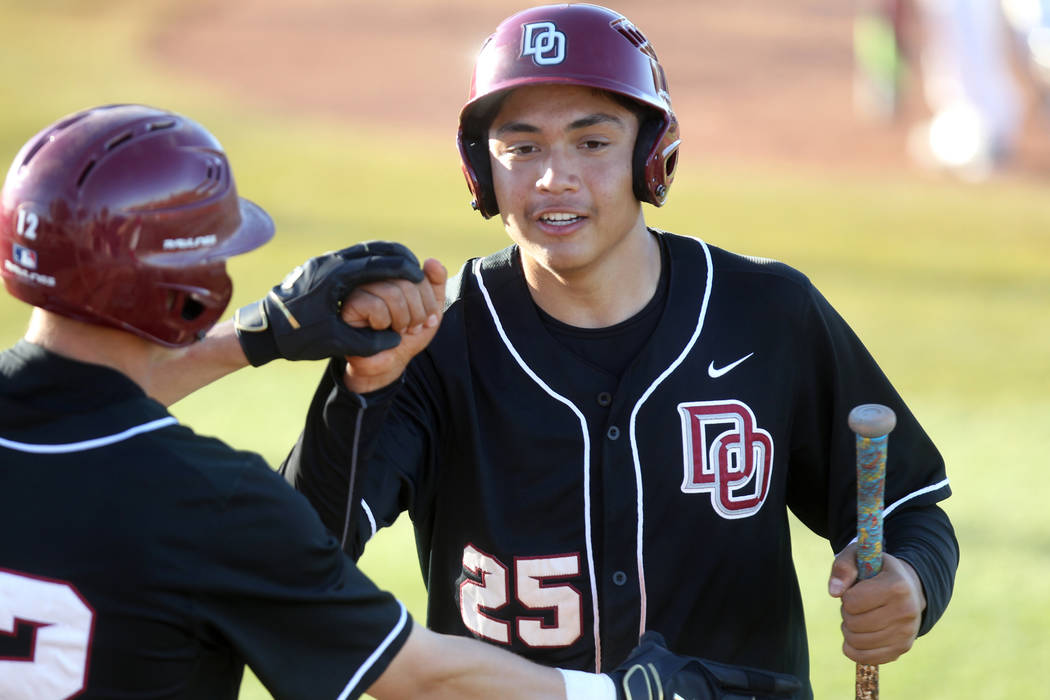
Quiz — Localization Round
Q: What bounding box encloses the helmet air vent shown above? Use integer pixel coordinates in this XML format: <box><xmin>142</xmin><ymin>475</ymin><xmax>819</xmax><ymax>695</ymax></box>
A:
<box><xmin>610</xmin><ymin>18</ymin><xmax>655</xmax><ymax>57</ymax></box>
<box><xmin>76</xmin><ymin>160</ymin><xmax>96</xmax><ymax>188</ymax></box>
<box><xmin>203</xmin><ymin>158</ymin><xmax>224</xmax><ymax>189</ymax></box>
<box><xmin>21</xmin><ymin>113</ymin><xmax>93</xmax><ymax>168</ymax></box>
<box><xmin>105</xmin><ymin>132</ymin><xmax>134</xmax><ymax>151</ymax></box>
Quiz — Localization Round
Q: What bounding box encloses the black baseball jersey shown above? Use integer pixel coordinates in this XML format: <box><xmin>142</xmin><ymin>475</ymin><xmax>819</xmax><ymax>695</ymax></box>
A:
<box><xmin>0</xmin><ymin>341</ymin><xmax>411</xmax><ymax>700</ymax></box>
<box><xmin>284</xmin><ymin>231</ymin><xmax>958</xmax><ymax>698</ymax></box>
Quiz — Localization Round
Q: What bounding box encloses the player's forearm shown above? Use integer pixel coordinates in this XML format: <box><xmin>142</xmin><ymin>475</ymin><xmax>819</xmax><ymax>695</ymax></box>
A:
<box><xmin>884</xmin><ymin>503</ymin><xmax>959</xmax><ymax>635</ymax></box>
<box><xmin>368</xmin><ymin>623</ymin><xmax>571</xmax><ymax>700</ymax></box>
<box><xmin>149</xmin><ymin>320</ymin><xmax>249</xmax><ymax>406</ymax></box>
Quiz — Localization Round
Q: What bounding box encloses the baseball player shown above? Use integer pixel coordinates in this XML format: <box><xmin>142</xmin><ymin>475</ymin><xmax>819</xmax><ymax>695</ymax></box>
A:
<box><xmin>0</xmin><ymin>104</ymin><xmax>801</xmax><ymax>700</ymax></box>
<box><xmin>910</xmin><ymin>0</ymin><xmax>1023</xmax><ymax>178</ymax></box>
<box><xmin>280</xmin><ymin>5</ymin><xmax>960</xmax><ymax>699</ymax></box>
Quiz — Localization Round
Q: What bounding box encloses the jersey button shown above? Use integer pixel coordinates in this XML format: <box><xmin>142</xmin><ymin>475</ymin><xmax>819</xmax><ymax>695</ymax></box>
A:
<box><xmin>597</xmin><ymin>392</ymin><xmax>612</xmax><ymax>407</ymax></box>
<box><xmin>613</xmin><ymin>571</ymin><xmax>628</xmax><ymax>586</ymax></box>
<box><xmin>606</xmin><ymin>426</ymin><xmax>620</xmax><ymax>440</ymax></box>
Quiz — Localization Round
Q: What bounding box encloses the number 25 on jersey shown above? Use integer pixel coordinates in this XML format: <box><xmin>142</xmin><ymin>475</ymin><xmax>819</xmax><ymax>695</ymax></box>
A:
<box><xmin>459</xmin><ymin>545</ymin><xmax>583</xmax><ymax>648</ymax></box>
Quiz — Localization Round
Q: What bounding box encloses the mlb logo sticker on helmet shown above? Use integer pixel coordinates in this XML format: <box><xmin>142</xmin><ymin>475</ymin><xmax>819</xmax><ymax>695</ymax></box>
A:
<box><xmin>521</xmin><ymin>21</ymin><xmax>566</xmax><ymax>65</ymax></box>
<box><xmin>12</xmin><ymin>244</ymin><xmax>37</xmax><ymax>270</ymax></box>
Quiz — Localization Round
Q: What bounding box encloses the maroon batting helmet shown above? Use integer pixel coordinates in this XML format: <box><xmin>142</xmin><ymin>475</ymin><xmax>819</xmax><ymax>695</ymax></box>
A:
<box><xmin>0</xmin><ymin>104</ymin><xmax>274</xmax><ymax>347</ymax></box>
<box><xmin>458</xmin><ymin>3</ymin><xmax>681</xmax><ymax>218</ymax></box>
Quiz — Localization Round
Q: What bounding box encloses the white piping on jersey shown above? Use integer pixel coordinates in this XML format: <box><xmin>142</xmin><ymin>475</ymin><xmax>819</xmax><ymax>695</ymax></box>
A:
<box><xmin>361</xmin><ymin>498</ymin><xmax>378</xmax><ymax>542</ymax></box>
<box><xmin>840</xmin><ymin>477</ymin><xmax>952</xmax><ymax>553</ymax></box>
<box><xmin>627</xmin><ymin>237</ymin><xmax>714</xmax><ymax>640</ymax></box>
<box><xmin>337</xmin><ymin>601</ymin><xmax>409</xmax><ymax>700</ymax></box>
<box><xmin>0</xmin><ymin>416</ymin><xmax>178</xmax><ymax>454</ymax></box>
<box><xmin>884</xmin><ymin>478</ymin><xmax>950</xmax><ymax>518</ymax></box>
<box><xmin>473</xmin><ymin>258</ymin><xmax>603</xmax><ymax>673</ymax></box>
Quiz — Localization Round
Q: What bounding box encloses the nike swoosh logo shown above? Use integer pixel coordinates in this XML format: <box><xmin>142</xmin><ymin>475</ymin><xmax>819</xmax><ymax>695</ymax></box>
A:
<box><xmin>707</xmin><ymin>352</ymin><xmax>754</xmax><ymax>378</ymax></box>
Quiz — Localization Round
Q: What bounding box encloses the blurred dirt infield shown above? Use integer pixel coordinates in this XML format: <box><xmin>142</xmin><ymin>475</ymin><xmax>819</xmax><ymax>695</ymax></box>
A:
<box><xmin>152</xmin><ymin>0</ymin><xmax>1050</xmax><ymax>178</ymax></box>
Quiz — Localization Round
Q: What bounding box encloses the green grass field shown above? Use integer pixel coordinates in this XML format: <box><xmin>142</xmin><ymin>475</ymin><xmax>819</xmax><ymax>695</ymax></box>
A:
<box><xmin>1</xmin><ymin>2</ymin><xmax>1047</xmax><ymax>697</ymax></box>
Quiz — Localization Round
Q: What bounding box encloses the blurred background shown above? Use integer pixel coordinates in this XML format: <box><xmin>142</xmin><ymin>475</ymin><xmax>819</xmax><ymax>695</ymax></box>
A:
<box><xmin>1</xmin><ymin>0</ymin><xmax>1047</xmax><ymax>697</ymax></box>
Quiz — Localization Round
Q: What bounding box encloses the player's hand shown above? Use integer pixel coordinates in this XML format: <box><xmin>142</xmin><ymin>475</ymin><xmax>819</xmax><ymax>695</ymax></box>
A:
<box><xmin>341</xmin><ymin>257</ymin><xmax>446</xmax><ymax>393</ymax></box>
<box><xmin>607</xmin><ymin>631</ymin><xmax>801</xmax><ymax>699</ymax></box>
<box><xmin>828</xmin><ymin>544</ymin><xmax>927</xmax><ymax>665</ymax></box>
<box><xmin>234</xmin><ymin>242</ymin><xmax>426</xmax><ymax>366</ymax></box>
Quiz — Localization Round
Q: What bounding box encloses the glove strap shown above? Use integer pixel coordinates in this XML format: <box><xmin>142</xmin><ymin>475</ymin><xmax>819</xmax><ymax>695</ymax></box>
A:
<box><xmin>234</xmin><ymin>300</ymin><xmax>280</xmax><ymax>367</ymax></box>
<box><xmin>622</xmin><ymin>662</ymin><xmax>664</xmax><ymax>700</ymax></box>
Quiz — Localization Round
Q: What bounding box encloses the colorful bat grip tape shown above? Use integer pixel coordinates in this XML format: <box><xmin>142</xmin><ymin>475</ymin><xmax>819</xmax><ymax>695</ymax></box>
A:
<box><xmin>856</xmin><ymin>433</ymin><xmax>888</xmax><ymax>580</ymax></box>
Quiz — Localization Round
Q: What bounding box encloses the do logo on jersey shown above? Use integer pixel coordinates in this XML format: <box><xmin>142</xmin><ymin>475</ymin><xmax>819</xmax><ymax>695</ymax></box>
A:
<box><xmin>521</xmin><ymin>21</ymin><xmax>566</xmax><ymax>65</ymax></box>
<box><xmin>677</xmin><ymin>400</ymin><xmax>773</xmax><ymax>519</ymax></box>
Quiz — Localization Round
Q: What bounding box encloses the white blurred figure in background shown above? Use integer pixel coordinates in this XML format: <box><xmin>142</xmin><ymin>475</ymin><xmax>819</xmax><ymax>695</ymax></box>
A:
<box><xmin>1001</xmin><ymin>0</ymin><xmax>1050</xmax><ymax>106</ymax></box>
<box><xmin>909</xmin><ymin>0</ymin><xmax>1023</xmax><ymax>180</ymax></box>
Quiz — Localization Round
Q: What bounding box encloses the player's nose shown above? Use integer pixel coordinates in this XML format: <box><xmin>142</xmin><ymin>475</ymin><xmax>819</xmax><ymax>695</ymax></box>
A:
<box><xmin>535</xmin><ymin>147</ymin><xmax>580</xmax><ymax>194</ymax></box>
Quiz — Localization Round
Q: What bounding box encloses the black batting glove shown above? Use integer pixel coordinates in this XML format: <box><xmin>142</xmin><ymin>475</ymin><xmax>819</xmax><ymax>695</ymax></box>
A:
<box><xmin>234</xmin><ymin>241</ymin><xmax>424</xmax><ymax>366</ymax></box>
<box><xmin>609</xmin><ymin>632</ymin><xmax>802</xmax><ymax>700</ymax></box>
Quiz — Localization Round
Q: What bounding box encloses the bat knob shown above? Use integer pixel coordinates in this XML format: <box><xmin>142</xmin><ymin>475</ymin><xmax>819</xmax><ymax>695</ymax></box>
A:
<box><xmin>848</xmin><ymin>403</ymin><xmax>897</xmax><ymax>438</ymax></box>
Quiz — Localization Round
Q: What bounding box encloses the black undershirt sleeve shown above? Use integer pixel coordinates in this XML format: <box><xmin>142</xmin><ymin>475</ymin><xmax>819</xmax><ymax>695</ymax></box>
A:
<box><xmin>884</xmin><ymin>503</ymin><xmax>959</xmax><ymax>636</ymax></box>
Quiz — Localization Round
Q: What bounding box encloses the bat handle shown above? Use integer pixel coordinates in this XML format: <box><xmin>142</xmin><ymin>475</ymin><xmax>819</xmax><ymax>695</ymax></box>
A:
<box><xmin>855</xmin><ymin>431</ymin><xmax>888</xmax><ymax>580</ymax></box>
<box><xmin>849</xmin><ymin>404</ymin><xmax>895</xmax><ymax>700</ymax></box>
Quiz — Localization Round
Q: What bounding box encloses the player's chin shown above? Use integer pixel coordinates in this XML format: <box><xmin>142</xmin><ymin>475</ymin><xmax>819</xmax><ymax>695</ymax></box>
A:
<box><xmin>516</xmin><ymin>226</ymin><xmax>579</xmax><ymax>254</ymax></box>
<box><xmin>534</xmin><ymin>247</ymin><xmax>598</xmax><ymax>278</ymax></box>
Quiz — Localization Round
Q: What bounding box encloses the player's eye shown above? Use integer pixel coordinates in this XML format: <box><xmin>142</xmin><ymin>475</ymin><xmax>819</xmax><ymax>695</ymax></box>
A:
<box><xmin>580</xmin><ymin>138</ymin><xmax>610</xmax><ymax>151</ymax></box>
<box><xmin>506</xmin><ymin>143</ymin><xmax>539</xmax><ymax>156</ymax></box>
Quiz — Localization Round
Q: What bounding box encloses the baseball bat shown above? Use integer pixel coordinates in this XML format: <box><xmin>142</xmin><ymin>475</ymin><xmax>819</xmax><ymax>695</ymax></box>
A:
<box><xmin>848</xmin><ymin>403</ymin><xmax>896</xmax><ymax>700</ymax></box>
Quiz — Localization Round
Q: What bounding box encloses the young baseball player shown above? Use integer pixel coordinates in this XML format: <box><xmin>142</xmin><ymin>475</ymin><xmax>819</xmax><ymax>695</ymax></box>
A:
<box><xmin>0</xmin><ymin>104</ymin><xmax>800</xmax><ymax>700</ymax></box>
<box><xmin>278</xmin><ymin>5</ymin><xmax>959</xmax><ymax>699</ymax></box>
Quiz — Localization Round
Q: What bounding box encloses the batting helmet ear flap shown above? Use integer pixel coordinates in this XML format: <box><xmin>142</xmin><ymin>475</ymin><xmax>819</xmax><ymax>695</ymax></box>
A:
<box><xmin>633</xmin><ymin>111</ymin><xmax>681</xmax><ymax>206</ymax></box>
<box><xmin>458</xmin><ymin>89</ymin><xmax>507</xmax><ymax>219</ymax></box>
<box><xmin>457</xmin><ymin>127</ymin><xmax>499</xmax><ymax>220</ymax></box>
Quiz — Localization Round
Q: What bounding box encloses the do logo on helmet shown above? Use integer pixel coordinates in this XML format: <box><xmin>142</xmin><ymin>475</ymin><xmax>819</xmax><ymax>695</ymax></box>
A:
<box><xmin>521</xmin><ymin>21</ymin><xmax>566</xmax><ymax>65</ymax></box>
